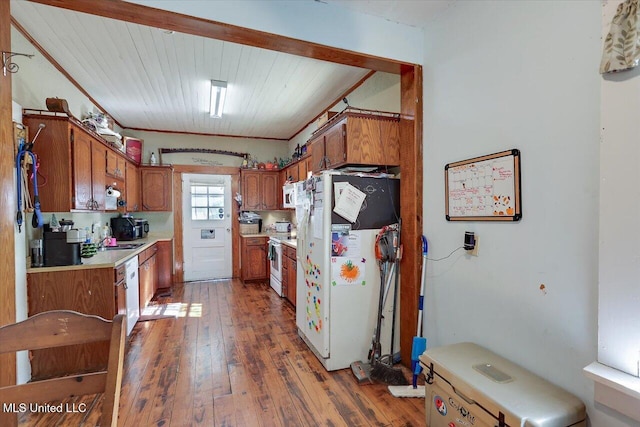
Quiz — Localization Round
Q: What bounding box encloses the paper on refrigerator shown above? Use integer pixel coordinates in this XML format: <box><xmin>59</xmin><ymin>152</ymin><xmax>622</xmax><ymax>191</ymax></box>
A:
<box><xmin>333</xmin><ymin>183</ymin><xmax>366</xmax><ymax>223</ymax></box>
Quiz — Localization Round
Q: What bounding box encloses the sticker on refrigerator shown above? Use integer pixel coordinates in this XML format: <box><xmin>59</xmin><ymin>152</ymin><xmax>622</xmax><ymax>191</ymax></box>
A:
<box><xmin>331</xmin><ymin>224</ymin><xmax>350</xmax><ymax>256</ymax></box>
<box><xmin>434</xmin><ymin>395</ymin><xmax>447</xmax><ymax>416</ymax></box>
<box><xmin>331</xmin><ymin>225</ymin><xmax>361</xmax><ymax>257</ymax></box>
<box><xmin>331</xmin><ymin>257</ymin><xmax>366</xmax><ymax>286</ymax></box>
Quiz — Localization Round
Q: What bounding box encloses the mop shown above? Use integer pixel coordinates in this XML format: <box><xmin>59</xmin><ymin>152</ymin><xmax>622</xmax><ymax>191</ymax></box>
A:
<box><xmin>388</xmin><ymin>235</ymin><xmax>428</xmax><ymax>397</ymax></box>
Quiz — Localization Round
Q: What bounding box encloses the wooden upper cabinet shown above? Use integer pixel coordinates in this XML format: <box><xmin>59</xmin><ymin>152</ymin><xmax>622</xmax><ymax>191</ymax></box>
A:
<box><xmin>106</xmin><ymin>149</ymin><xmax>126</xmax><ymax>180</ymax></box>
<box><xmin>72</xmin><ymin>128</ymin><xmax>94</xmax><ymax>210</ymax></box>
<box><xmin>242</xmin><ymin>171</ymin><xmax>261</xmax><ymax>210</ymax></box>
<box><xmin>262</xmin><ymin>173</ymin><xmax>279</xmax><ymax>210</ymax></box>
<box><xmin>241</xmin><ymin>170</ymin><xmax>279</xmax><ymax>211</ymax></box>
<box><xmin>140</xmin><ymin>166</ymin><xmax>173</xmax><ymax>211</ymax></box>
<box><xmin>125</xmin><ymin>160</ymin><xmax>140</xmax><ymax>212</ymax></box>
<box><xmin>310</xmin><ymin>135</ymin><xmax>325</xmax><ymax>174</ymax></box>
<box><xmin>309</xmin><ymin>111</ymin><xmax>400</xmax><ymax>173</ymax></box>
<box><xmin>23</xmin><ymin>112</ymin><xmax>135</xmax><ymax>213</ymax></box>
<box><xmin>72</xmin><ymin>127</ymin><xmax>106</xmax><ymax>211</ymax></box>
<box><xmin>323</xmin><ymin>124</ymin><xmax>346</xmax><ymax>169</ymax></box>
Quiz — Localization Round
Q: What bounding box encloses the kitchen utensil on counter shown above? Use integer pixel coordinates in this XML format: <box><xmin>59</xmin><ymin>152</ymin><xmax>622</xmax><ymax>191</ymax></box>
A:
<box><xmin>81</xmin><ymin>243</ymin><xmax>97</xmax><ymax>258</ymax></box>
<box><xmin>59</xmin><ymin>219</ymin><xmax>74</xmax><ymax>232</ymax></box>
<box><xmin>30</xmin><ymin>239</ymin><xmax>43</xmax><ymax>267</ymax></box>
<box><xmin>275</xmin><ymin>221</ymin><xmax>291</xmax><ymax>233</ymax></box>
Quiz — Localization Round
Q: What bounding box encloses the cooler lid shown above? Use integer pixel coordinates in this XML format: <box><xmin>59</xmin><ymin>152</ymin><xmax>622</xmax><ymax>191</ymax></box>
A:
<box><xmin>419</xmin><ymin>342</ymin><xmax>585</xmax><ymax>427</ymax></box>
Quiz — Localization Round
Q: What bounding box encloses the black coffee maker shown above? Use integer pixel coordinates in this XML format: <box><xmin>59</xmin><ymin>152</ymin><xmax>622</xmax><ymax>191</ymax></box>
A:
<box><xmin>43</xmin><ymin>231</ymin><xmax>82</xmax><ymax>266</ymax></box>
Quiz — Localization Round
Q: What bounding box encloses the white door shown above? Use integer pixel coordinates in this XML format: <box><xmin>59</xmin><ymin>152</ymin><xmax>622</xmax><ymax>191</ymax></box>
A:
<box><xmin>182</xmin><ymin>174</ymin><xmax>232</xmax><ymax>281</ymax></box>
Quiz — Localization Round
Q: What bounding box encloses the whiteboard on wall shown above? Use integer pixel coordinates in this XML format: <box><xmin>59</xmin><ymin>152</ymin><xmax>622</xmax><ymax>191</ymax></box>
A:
<box><xmin>445</xmin><ymin>149</ymin><xmax>521</xmax><ymax>221</ymax></box>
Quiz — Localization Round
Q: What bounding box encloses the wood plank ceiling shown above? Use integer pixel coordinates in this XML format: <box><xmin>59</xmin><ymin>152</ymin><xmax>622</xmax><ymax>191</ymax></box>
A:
<box><xmin>10</xmin><ymin>1</ymin><xmax>371</xmax><ymax>140</ymax></box>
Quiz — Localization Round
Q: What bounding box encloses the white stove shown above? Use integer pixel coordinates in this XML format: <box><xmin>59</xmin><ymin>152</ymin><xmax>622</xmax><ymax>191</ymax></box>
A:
<box><xmin>268</xmin><ymin>237</ymin><xmax>284</xmax><ymax>296</ymax></box>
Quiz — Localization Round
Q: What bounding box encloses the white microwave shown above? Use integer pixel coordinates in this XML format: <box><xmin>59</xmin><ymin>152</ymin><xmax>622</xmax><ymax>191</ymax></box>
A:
<box><xmin>283</xmin><ymin>183</ymin><xmax>296</xmax><ymax>209</ymax></box>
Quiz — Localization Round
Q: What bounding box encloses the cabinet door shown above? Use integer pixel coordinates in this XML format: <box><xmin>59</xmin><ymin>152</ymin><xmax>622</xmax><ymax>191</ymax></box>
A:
<box><xmin>72</xmin><ymin>130</ymin><xmax>94</xmax><ymax>210</ymax></box>
<box><xmin>242</xmin><ymin>171</ymin><xmax>262</xmax><ymax>210</ymax></box>
<box><xmin>324</xmin><ymin>123</ymin><xmax>346</xmax><ymax>169</ymax></box>
<box><xmin>287</xmin><ymin>254</ymin><xmax>297</xmax><ymax>306</ymax></box>
<box><xmin>106</xmin><ymin>150</ymin><xmax>125</xmax><ymax>179</ymax></box>
<box><xmin>281</xmin><ymin>257</ymin><xmax>288</xmax><ymax>300</ymax></box>
<box><xmin>115</xmin><ymin>265</ymin><xmax>127</xmax><ymax>317</ymax></box>
<box><xmin>156</xmin><ymin>240</ymin><xmax>173</xmax><ymax>289</ymax></box>
<box><xmin>139</xmin><ymin>255</ymin><xmax>156</xmax><ymax>310</ymax></box>
<box><xmin>310</xmin><ymin>136</ymin><xmax>325</xmax><ymax>173</ymax></box>
<box><xmin>141</xmin><ymin>167</ymin><xmax>172</xmax><ymax>211</ymax></box>
<box><xmin>261</xmin><ymin>173</ymin><xmax>279</xmax><ymax>210</ymax></box>
<box><xmin>298</xmin><ymin>158</ymin><xmax>308</xmax><ymax>181</ymax></box>
<box><xmin>125</xmin><ymin>161</ymin><xmax>140</xmax><ymax>212</ymax></box>
<box><xmin>242</xmin><ymin>240</ymin><xmax>268</xmax><ymax>281</ymax></box>
<box><xmin>91</xmin><ymin>141</ymin><xmax>106</xmax><ymax>211</ymax></box>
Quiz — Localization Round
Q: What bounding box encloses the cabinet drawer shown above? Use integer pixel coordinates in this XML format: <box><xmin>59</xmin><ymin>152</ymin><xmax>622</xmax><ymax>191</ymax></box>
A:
<box><xmin>138</xmin><ymin>244</ymin><xmax>158</xmax><ymax>264</ymax></box>
<box><xmin>244</xmin><ymin>237</ymin><xmax>266</xmax><ymax>246</ymax></box>
<box><xmin>285</xmin><ymin>246</ymin><xmax>296</xmax><ymax>259</ymax></box>
<box><xmin>114</xmin><ymin>264</ymin><xmax>126</xmax><ymax>284</ymax></box>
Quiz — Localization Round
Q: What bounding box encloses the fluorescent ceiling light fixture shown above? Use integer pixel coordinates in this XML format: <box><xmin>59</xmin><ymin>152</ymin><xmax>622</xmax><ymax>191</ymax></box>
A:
<box><xmin>210</xmin><ymin>80</ymin><xmax>227</xmax><ymax>118</ymax></box>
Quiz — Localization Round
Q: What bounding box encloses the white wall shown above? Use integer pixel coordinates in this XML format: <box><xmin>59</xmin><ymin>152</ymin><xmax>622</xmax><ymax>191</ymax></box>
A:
<box><xmin>124</xmin><ymin>130</ymin><xmax>289</xmax><ymax>168</ymax></box>
<box><xmin>599</xmin><ymin>0</ymin><xmax>640</xmax><ymax>378</ymax></box>
<box><xmin>422</xmin><ymin>1</ymin><xmax>617</xmax><ymax>426</ymax></box>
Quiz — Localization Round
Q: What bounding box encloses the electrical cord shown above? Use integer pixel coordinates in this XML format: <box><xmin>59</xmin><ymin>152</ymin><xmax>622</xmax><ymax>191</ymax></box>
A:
<box><xmin>427</xmin><ymin>246</ymin><xmax>464</xmax><ymax>262</ymax></box>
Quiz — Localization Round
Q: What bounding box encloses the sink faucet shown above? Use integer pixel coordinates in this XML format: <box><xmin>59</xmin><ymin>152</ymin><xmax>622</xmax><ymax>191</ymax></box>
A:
<box><xmin>97</xmin><ymin>237</ymin><xmax>111</xmax><ymax>251</ymax></box>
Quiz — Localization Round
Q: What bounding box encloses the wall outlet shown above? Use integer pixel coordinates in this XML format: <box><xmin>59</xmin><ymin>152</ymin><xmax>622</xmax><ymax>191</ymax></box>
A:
<box><xmin>467</xmin><ymin>235</ymin><xmax>479</xmax><ymax>256</ymax></box>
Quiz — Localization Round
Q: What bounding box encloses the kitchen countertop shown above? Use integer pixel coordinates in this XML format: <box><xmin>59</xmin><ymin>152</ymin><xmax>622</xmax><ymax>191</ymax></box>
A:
<box><xmin>282</xmin><ymin>240</ymin><xmax>297</xmax><ymax>249</ymax></box>
<box><xmin>26</xmin><ymin>232</ymin><xmax>173</xmax><ymax>273</ymax></box>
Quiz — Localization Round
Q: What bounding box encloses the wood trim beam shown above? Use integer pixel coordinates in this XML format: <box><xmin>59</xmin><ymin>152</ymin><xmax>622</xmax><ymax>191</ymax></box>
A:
<box><xmin>27</xmin><ymin>0</ymin><xmax>405</xmax><ymax>74</ymax></box>
<box><xmin>399</xmin><ymin>64</ymin><xmax>423</xmax><ymax>367</ymax></box>
<box><xmin>1</xmin><ymin>4</ymin><xmax>18</xmax><ymax>425</ymax></box>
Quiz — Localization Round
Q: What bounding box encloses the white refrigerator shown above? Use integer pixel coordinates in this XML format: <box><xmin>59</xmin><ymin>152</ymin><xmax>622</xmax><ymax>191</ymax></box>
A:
<box><xmin>296</xmin><ymin>171</ymin><xmax>400</xmax><ymax>371</ymax></box>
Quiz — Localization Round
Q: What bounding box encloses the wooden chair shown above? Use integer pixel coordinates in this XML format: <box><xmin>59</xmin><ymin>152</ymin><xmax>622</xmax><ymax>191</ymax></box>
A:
<box><xmin>0</xmin><ymin>310</ymin><xmax>126</xmax><ymax>427</ymax></box>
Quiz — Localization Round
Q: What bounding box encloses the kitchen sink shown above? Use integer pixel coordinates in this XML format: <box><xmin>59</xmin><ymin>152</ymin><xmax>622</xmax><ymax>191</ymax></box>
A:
<box><xmin>104</xmin><ymin>243</ymin><xmax>145</xmax><ymax>250</ymax></box>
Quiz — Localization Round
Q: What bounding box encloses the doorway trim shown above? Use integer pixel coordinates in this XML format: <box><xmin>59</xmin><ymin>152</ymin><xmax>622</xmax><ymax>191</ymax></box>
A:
<box><xmin>172</xmin><ymin>165</ymin><xmax>241</xmax><ymax>283</ymax></box>
<box><xmin>14</xmin><ymin>0</ymin><xmax>423</xmax><ymax>368</ymax></box>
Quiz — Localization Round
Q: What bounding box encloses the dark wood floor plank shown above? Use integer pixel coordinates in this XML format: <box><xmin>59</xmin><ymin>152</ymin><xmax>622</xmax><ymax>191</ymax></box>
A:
<box><xmin>19</xmin><ymin>279</ymin><xmax>425</xmax><ymax>427</ymax></box>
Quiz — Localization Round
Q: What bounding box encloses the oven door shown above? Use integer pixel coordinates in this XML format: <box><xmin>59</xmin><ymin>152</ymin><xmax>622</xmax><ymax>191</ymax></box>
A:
<box><xmin>269</xmin><ymin>239</ymin><xmax>283</xmax><ymax>281</ymax></box>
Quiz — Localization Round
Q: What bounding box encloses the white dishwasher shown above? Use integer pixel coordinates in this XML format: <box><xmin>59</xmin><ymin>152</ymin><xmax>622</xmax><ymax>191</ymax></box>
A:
<box><xmin>419</xmin><ymin>342</ymin><xmax>586</xmax><ymax>427</ymax></box>
<box><xmin>124</xmin><ymin>256</ymin><xmax>140</xmax><ymax>335</ymax></box>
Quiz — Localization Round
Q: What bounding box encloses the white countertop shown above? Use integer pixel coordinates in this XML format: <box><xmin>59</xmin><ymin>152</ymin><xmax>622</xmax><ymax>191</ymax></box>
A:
<box><xmin>27</xmin><ymin>232</ymin><xmax>173</xmax><ymax>273</ymax></box>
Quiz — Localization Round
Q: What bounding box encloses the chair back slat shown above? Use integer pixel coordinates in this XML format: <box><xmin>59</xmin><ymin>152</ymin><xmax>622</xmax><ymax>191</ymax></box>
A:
<box><xmin>0</xmin><ymin>310</ymin><xmax>126</xmax><ymax>427</ymax></box>
<box><xmin>0</xmin><ymin>311</ymin><xmax>112</xmax><ymax>353</ymax></box>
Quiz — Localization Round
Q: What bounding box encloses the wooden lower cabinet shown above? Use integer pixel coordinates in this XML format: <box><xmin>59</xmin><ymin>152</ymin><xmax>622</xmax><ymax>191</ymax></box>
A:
<box><xmin>27</xmin><ymin>268</ymin><xmax>117</xmax><ymax>380</ymax></box>
<box><xmin>139</xmin><ymin>244</ymin><xmax>159</xmax><ymax>310</ymax></box>
<box><xmin>241</xmin><ymin>236</ymin><xmax>268</xmax><ymax>281</ymax></box>
<box><xmin>156</xmin><ymin>239</ymin><xmax>173</xmax><ymax>290</ymax></box>
<box><xmin>115</xmin><ymin>264</ymin><xmax>127</xmax><ymax>318</ymax></box>
<box><xmin>284</xmin><ymin>245</ymin><xmax>297</xmax><ymax>306</ymax></box>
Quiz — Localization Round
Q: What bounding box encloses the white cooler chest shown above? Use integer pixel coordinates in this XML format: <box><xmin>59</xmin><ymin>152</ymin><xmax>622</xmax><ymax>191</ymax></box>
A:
<box><xmin>419</xmin><ymin>342</ymin><xmax>586</xmax><ymax>427</ymax></box>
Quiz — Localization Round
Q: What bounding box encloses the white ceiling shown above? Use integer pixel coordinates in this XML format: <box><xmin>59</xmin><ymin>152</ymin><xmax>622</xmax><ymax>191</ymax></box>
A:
<box><xmin>10</xmin><ymin>1</ymin><xmax>453</xmax><ymax>140</ymax></box>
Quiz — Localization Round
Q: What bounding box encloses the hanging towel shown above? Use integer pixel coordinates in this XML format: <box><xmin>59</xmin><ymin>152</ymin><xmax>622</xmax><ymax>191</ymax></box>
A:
<box><xmin>267</xmin><ymin>242</ymin><xmax>276</xmax><ymax>261</ymax></box>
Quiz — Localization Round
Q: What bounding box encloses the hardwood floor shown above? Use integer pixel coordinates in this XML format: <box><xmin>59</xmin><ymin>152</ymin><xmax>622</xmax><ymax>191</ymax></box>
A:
<box><xmin>19</xmin><ymin>279</ymin><xmax>426</xmax><ymax>426</ymax></box>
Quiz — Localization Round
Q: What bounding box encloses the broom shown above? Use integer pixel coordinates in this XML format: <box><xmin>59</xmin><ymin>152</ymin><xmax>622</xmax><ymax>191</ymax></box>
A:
<box><xmin>388</xmin><ymin>235</ymin><xmax>428</xmax><ymax>397</ymax></box>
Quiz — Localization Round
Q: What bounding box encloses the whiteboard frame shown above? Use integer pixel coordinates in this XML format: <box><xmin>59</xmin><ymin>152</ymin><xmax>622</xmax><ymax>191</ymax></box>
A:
<box><xmin>444</xmin><ymin>149</ymin><xmax>521</xmax><ymax>222</ymax></box>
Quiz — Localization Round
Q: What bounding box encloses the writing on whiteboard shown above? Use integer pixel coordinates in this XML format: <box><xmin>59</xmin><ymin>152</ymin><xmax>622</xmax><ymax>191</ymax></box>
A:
<box><xmin>448</xmin><ymin>155</ymin><xmax>515</xmax><ymax>217</ymax></box>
